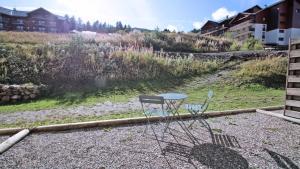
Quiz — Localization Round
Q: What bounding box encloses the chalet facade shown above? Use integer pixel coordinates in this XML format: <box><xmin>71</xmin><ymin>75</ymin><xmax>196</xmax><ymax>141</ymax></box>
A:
<box><xmin>0</xmin><ymin>7</ymin><xmax>69</xmax><ymax>33</ymax></box>
<box><xmin>201</xmin><ymin>0</ymin><xmax>300</xmax><ymax>46</ymax></box>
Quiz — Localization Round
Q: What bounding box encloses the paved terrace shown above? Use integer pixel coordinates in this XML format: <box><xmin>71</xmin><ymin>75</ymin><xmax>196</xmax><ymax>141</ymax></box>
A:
<box><xmin>0</xmin><ymin>113</ymin><xmax>299</xmax><ymax>169</ymax></box>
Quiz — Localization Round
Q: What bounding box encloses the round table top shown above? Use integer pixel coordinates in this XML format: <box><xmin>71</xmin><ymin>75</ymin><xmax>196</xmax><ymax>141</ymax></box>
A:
<box><xmin>158</xmin><ymin>93</ymin><xmax>188</xmax><ymax>100</ymax></box>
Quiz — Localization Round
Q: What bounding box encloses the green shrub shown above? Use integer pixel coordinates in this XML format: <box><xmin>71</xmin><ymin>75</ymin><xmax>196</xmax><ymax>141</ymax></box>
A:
<box><xmin>234</xmin><ymin>57</ymin><xmax>287</xmax><ymax>87</ymax></box>
<box><xmin>230</xmin><ymin>41</ymin><xmax>241</xmax><ymax>51</ymax></box>
<box><xmin>241</xmin><ymin>37</ymin><xmax>263</xmax><ymax>51</ymax></box>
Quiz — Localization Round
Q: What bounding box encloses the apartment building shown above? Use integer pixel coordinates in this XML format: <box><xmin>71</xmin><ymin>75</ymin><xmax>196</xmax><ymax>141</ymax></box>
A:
<box><xmin>201</xmin><ymin>0</ymin><xmax>300</xmax><ymax>46</ymax></box>
<box><xmin>0</xmin><ymin>7</ymin><xmax>69</xmax><ymax>33</ymax></box>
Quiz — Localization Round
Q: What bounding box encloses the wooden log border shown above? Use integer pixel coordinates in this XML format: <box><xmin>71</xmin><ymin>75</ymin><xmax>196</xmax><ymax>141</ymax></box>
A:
<box><xmin>0</xmin><ymin>106</ymin><xmax>283</xmax><ymax>136</ymax></box>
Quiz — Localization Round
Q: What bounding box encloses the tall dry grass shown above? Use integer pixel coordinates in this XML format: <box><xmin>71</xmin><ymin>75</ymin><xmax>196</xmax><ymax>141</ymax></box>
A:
<box><xmin>0</xmin><ymin>31</ymin><xmax>233</xmax><ymax>53</ymax></box>
<box><xmin>234</xmin><ymin>57</ymin><xmax>287</xmax><ymax>87</ymax></box>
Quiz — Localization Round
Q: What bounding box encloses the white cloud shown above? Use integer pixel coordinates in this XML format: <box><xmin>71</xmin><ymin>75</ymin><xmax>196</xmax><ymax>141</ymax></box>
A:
<box><xmin>166</xmin><ymin>25</ymin><xmax>178</xmax><ymax>32</ymax></box>
<box><xmin>212</xmin><ymin>7</ymin><xmax>237</xmax><ymax>21</ymax></box>
<box><xmin>192</xmin><ymin>19</ymin><xmax>208</xmax><ymax>29</ymax></box>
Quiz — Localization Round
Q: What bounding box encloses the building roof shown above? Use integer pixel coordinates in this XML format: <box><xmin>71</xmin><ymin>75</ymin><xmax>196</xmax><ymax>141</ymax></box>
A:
<box><xmin>243</xmin><ymin>5</ymin><xmax>262</xmax><ymax>13</ymax></box>
<box><xmin>262</xmin><ymin>0</ymin><xmax>285</xmax><ymax>10</ymax></box>
<box><xmin>0</xmin><ymin>6</ymin><xmax>65</xmax><ymax>20</ymax></box>
<box><xmin>0</xmin><ymin>6</ymin><xmax>27</xmax><ymax>17</ymax></box>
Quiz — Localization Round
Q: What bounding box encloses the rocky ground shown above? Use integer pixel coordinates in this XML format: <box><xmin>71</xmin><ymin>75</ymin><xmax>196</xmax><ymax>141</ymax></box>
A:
<box><xmin>0</xmin><ymin>113</ymin><xmax>299</xmax><ymax>168</ymax></box>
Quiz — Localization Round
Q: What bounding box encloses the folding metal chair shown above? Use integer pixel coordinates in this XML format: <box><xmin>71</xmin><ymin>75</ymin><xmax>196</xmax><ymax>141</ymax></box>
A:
<box><xmin>139</xmin><ymin>95</ymin><xmax>173</xmax><ymax>153</ymax></box>
<box><xmin>184</xmin><ymin>90</ymin><xmax>213</xmax><ymax>128</ymax></box>
<box><xmin>139</xmin><ymin>95</ymin><xmax>171</xmax><ymax>134</ymax></box>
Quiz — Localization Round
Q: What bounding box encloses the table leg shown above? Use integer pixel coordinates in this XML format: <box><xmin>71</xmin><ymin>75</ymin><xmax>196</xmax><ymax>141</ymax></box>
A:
<box><xmin>166</xmin><ymin>100</ymin><xmax>200</xmax><ymax>144</ymax></box>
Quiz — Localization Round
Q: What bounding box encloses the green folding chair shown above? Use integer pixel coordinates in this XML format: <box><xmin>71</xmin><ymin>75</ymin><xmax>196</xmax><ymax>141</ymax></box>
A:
<box><xmin>184</xmin><ymin>90</ymin><xmax>213</xmax><ymax>128</ymax></box>
<box><xmin>139</xmin><ymin>95</ymin><xmax>171</xmax><ymax>154</ymax></box>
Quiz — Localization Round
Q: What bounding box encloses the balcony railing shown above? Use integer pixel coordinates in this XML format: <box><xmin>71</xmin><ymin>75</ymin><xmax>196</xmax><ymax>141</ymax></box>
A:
<box><xmin>201</xmin><ymin>26</ymin><xmax>223</xmax><ymax>34</ymax></box>
<box><xmin>12</xmin><ymin>21</ymin><xmax>24</xmax><ymax>25</ymax></box>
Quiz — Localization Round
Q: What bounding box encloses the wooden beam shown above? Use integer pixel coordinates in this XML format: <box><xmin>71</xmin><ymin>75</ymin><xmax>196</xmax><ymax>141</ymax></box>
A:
<box><xmin>289</xmin><ymin>63</ymin><xmax>300</xmax><ymax>70</ymax></box>
<box><xmin>257</xmin><ymin>109</ymin><xmax>300</xmax><ymax>124</ymax></box>
<box><xmin>286</xmin><ymin>100</ymin><xmax>300</xmax><ymax>107</ymax></box>
<box><xmin>288</xmin><ymin>76</ymin><xmax>300</xmax><ymax>82</ymax></box>
<box><xmin>284</xmin><ymin>110</ymin><xmax>300</xmax><ymax>119</ymax></box>
<box><xmin>286</xmin><ymin>88</ymin><xmax>300</xmax><ymax>96</ymax></box>
<box><xmin>0</xmin><ymin>129</ymin><xmax>30</xmax><ymax>154</ymax></box>
<box><xmin>290</xmin><ymin>50</ymin><xmax>300</xmax><ymax>58</ymax></box>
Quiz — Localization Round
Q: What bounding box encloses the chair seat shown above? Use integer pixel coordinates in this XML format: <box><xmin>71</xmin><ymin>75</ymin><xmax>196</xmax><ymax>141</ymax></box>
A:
<box><xmin>184</xmin><ymin>104</ymin><xmax>203</xmax><ymax>113</ymax></box>
<box><xmin>145</xmin><ymin>109</ymin><xmax>169</xmax><ymax>117</ymax></box>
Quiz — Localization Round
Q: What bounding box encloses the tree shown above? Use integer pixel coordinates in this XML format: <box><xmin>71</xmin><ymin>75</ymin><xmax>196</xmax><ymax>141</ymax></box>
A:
<box><xmin>93</xmin><ymin>20</ymin><xmax>99</xmax><ymax>32</ymax></box>
<box><xmin>191</xmin><ymin>28</ymin><xmax>200</xmax><ymax>33</ymax></box>
<box><xmin>69</xmin><ymin>16</ymin><xmax>76</xmax><ymax>30</ymax></box>
<box><xmin>163</xmin><ymin>29</ymin><xmax>171</xmax><ymax>33</ymax></box>
<box><xmin>76</xmin><ymin>17</ymin><xmax>83</xmax><ymax>31</ymax></box>
<box><xmin>86</xmin><ymin>21</ymin><xmax>92</xmax><ymax>31</ymax></box>
<box><xmin>116</xmin><ymin>21</ymin><xmax>123</xmax><ymax>30</ymax></box>
<box><xmin>64</xmin><ymin>14</ymin><xmax>70</xmax><ymax>22</ymax></box>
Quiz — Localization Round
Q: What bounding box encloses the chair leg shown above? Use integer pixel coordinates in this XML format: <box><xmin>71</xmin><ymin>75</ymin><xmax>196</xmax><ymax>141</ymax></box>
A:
<box><xmin>142</xmin><ymin>122</ymin><xmax>149</xmax><ymax>136</ymax></box>
<box><xmin>161</xmin><ymin>116</ymin><xmax>171</xmax><ymax>142</ymax></box>
<box><xmin>142</xmin><ymin>115</ymin><xmax>151</xmax><ymax>136</ymax></box>
<box><xmin>149</xmin><ymin>122</ymin><xmax>165</xmax><ymax>155</ymax></box>
<box><xmin>188</xmin><ymin>111</ymin><xmax>198</xmax><ymax>128</ymax></box>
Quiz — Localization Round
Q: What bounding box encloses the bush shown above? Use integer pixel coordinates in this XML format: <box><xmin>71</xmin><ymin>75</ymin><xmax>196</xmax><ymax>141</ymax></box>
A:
<box><xmin>241</xmin><ymin>37</ymin><xmax>263</xmax><ymax>51</ymax></box>
<box><xmin>229</xmin><ymin>41</ymin><xmax>241</xmax><ymax>51</ymax></box>
<box><xmin>234</xmin><ymin>57</ymin><xmax>287</xmax><ymax>87</ymax></box>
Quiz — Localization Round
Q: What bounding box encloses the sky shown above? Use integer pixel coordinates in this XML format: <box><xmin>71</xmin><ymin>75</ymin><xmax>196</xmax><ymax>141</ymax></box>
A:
<box><xmin>0</xmin><ymin>0</ymin><xmax>279</xmax><ymax>32</ymax></box>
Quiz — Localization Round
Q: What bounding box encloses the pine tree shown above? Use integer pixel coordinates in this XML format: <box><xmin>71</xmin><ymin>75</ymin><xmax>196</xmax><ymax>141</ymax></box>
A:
<box><xmin>93</xmin><ymin>20</ymin><xmax>99</xmax><ymax>32</ymax></box>
<box><xmin>69</xmin><ymin>16</ymin><xmax>76</xmax><ymax>30</ymax></box>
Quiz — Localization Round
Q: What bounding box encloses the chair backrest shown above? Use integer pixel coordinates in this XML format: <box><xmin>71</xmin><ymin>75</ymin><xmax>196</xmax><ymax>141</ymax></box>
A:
<box><xmin>139</xmin><ymin>95</ymin><xmax>164</xmax><ymax>104</ymax></box>
<box><xmin>200</xmin><ymin>90</ymin><xmax>214</xmax><ymax>112</ymax></box>
<box><xmin>139</xmin><ymin>95</ymin><xmax>165</xmax><ymax>116</ymax></box>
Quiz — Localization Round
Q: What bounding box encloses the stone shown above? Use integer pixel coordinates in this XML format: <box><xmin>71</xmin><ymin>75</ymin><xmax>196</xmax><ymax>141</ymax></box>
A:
<box><xmin>1</xmin><ymin>96</ymin><xmax>10</xmax><ymax>102</ymax></box>
<box><xmin>30</xmin><ymin>94</ymin><xmax>37</xmax><ymax>99</ymax></box>
<box><xmin>11</xmin><ymin>95</ymin><xmax>21</xmax><ymax>100</ymax></box>
<box><xmin>23</xmin><ymin>96</ymin><xmax>30</xmax><ymax>100</ymax></box>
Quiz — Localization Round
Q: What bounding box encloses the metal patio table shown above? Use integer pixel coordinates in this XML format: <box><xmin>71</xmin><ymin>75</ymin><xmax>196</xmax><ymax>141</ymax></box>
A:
<box><xmin>158</xmin><ymin>93</ymin><xmax>197</xmax><ymax>143</ymax></box>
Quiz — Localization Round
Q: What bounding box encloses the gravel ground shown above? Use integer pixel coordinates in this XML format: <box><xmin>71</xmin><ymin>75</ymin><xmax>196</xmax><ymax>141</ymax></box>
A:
<box><xmin>0</xmin><ymin>113</ymin><xmax>299</xmax><ymax>169</ymax></box>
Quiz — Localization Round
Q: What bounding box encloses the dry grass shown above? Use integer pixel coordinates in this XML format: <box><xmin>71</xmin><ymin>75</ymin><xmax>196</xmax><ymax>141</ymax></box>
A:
<box><xmin>0</xmin><ymin>31</ymin><xmax>233</xmax><ymax>52</ymax></box>
<box><xmin>234</xmin><ymin>57</ymin><xmax>287</xmax><ymax>87</ymax></box>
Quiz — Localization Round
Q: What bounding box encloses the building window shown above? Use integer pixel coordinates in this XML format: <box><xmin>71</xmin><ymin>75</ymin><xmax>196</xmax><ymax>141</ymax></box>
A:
<box><xmin>49</xmin><ymin>21</ymin><xmax>56</xmax><ymax>27</ymax></box>
<box><xmin>249</xmin><ymin>26</ymin><xmax>255</xmax><ymax>31</ymax></box>
<box><xmin>0</xmin><ymin>23</ymin><xmax>3</xmax><ymax>29</ymax></box>
<box><xmin>16</xmin><ymin>25</ymin><xmax>24</xmax><ymax>31</ymax></box>
<box><xmin>38</xmin><ymin>27</ymin><xmax>46</xmax><ymax>32</ymax></box>
<box><xmin>280</xmin><ymin>21</ymin><xmax>286</xmax><ymax>25</ymax></box>
<box><xmin>16</xmin><ymin>19</ymin><xmax>23</xmax><ymax>24</ymax></box>
<box><xmin>38</xmin><ymin>20</ymin><xmax>46</xmax><ymax>26</ymax></box>
<box><xmin>263</xmin><ymin>25</ymin><xmax>266</xmax><ymax>31</ymax></box>
<box><xmin>50</xmin><ymin>28</ymin><xmax>57</xmax><ymax>32</ymax></box>
<box><xmin>279</xmin><ymin>37</ymin><xmax>284</xmax><ymax>41</ymax></box>
<box><xmin>262</xmin><ymin>32</ymin><xmax>265</xmax><ymax>39</ymax></box>
<box><xmin>280</xmin><ymin>13</ymin><xmax>286</xmax><ymax>16</ymax></box>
